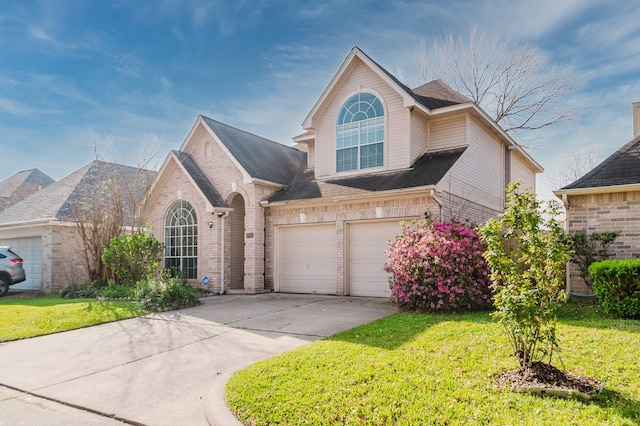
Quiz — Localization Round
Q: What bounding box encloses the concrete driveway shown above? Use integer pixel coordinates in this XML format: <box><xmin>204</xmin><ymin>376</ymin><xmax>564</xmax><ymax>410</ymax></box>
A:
<box><xmin>0</xmin><ymin>293</ymin><xmax>397</xmax><ymax>425</ymax></box>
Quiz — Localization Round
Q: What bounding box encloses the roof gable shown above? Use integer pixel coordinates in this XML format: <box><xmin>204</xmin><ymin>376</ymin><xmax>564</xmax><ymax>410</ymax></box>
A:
<box><xmin>199</xmin><ymin>116</ymin><xmax>307</xmax><ymax>186</ymax></box>
<box><xmin>560</xmin><ymin>134</ymin><xmax>640</xmax><ymax>191</ymax></box>
<box><xmin>0</xmin><ymin>161</ymin><xmax>156</xmax><ymax>226</ymax></box>
<box><xmin>302</xmin><ymin>47</ymin><xmax>474</xmax><ymax>131</ymax></box>
<box><xmin>172</xmin><ymin>150</ymin><xmax>229</xmax><ymax>209</ymax></box>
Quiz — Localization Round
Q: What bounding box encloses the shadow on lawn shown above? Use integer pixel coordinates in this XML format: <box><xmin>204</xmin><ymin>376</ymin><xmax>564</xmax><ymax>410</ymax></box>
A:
<box><xmin>327</xmin><ymin>309</ymin><xmax>495</xmax><ymax>350</ymax></box>
<box><xmin>590</xmin><ymin>389</ymin><xmax>640</xmax><ymax>424</ymax></box>
<box><xmin>555</xmin><ymin>303</ymin><xmax>640</xmax><ymax>334</ymax></box>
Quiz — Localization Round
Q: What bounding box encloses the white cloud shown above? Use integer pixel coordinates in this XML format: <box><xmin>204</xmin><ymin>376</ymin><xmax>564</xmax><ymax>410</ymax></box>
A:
<box><xmin>29</xmin><ymin>26</ymin><xmax>59</xmax><ymax>46</ymax></box>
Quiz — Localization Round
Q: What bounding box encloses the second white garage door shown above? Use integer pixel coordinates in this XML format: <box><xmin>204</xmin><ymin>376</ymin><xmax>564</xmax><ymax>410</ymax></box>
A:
<box><xmin>348</xmin><ymin>221</ymin><xmax>402</xmax><ymax>297</ymax></box>
<box><xmin>277</xmin><ymin>224</ymin><xmax>336</xmax><ymax>294</ymax></box>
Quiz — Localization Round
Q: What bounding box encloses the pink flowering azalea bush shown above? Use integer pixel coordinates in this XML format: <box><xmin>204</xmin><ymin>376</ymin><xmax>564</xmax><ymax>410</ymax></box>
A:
<box><xmin>385</xmin><ymin>220</ymin><xmax>492</xmax><ymax>312</ymax></box>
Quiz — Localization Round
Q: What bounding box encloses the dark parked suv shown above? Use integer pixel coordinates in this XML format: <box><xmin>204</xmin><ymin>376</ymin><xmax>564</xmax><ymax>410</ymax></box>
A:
<box><xmin>0</xmin><ymin>246</ymin><xmax>26</xmax><ymax>297</ymax></box>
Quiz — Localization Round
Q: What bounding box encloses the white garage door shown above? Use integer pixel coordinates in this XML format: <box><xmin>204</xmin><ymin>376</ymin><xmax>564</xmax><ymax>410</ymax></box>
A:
<box><xmin>277</xmin><ymin>224</ymin><xmax>336</xmax><ymax>294</ymax></box>
<box><xmin>348</xmin><ymin>221</ymin><xmax>402</xmax><ymax>297</ymax></box>
<box><xmin>0</xmin><ymin>237</ymin><xmax>42</xmax><ymax>290</ymax></box>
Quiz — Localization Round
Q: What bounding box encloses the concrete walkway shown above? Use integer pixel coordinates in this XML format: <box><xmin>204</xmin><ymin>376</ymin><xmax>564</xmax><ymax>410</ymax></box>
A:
<box><xmin>0</xmin><ymin>294</ymin><xmax>397</xmax><ymax>425</ymax></box>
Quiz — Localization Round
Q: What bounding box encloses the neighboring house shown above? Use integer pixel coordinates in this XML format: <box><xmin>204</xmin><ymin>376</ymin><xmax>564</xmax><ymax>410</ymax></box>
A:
<box><xmin>0</xmin><ymin>161</ymin><xmax>156</xmax><ymax>293</ymax></box>
<box><xmin>0</xmin><ymin>168</ymin><xmax>54</xmax><ymax>212</ymax></box>
<box><xmin>554</xmin><ymin>102</ymin><xmax>640</xmax><ymax>296</ymax></box>
<box><xmin>145</xmin><ymin>46</ymin><xmax>542</xmax><ymax>298</ymax></box>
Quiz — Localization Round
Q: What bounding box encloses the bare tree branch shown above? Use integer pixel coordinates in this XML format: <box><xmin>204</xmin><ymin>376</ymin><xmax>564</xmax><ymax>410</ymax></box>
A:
<box><xmin>421</xmin><ymin>27</ymin><xmax>579</xmax><ymax>139</ymax></box>
<box><xmin>546</xmin><ymin>147</ymin><xmax>600</xmax><ymax>190</ymax></box>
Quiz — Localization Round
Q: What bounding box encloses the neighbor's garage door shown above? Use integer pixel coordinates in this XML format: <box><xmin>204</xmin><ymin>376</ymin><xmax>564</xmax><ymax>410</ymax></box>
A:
<box><xmin>277</xmin><ymin>224</ymin><xmax>336</xmax><ymax>294</ymax></box>
<box><xmin>0</xmin><ymin>237</ymin><xmax>42</xmax><ymax>290</ymax></box>
<box><xmin>348</xmin><ymin>221</ymin><xmax>401</xmax><ymax>297</ymax></box>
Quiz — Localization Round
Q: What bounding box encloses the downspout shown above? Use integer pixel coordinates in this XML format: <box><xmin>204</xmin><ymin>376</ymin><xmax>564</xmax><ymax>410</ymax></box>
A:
<box><xmin>430</xmin><ymin>189</ymin><xmax>444</xmax><ymax>221</ymax></box>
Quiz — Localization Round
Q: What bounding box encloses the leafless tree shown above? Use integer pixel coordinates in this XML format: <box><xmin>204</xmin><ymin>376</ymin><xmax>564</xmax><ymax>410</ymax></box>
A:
<box><xmin>546</xmin><ymin>146</ymin><xmax>599</xmax><ymax>190</ymax></box>
<box><xmin>419</xmin><ymin>27</ymin><xmax>579</xmax><ymax>140</ymax></box>
<box><xmin>70</xmin><ymin>146</ymin><xmax>158</xmax><ymax>284</ymax></box>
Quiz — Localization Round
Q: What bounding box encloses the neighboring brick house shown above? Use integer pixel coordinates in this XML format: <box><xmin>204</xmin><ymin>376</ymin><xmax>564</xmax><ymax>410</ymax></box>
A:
<box><xmin>554</xmin><ymin>102</ymin><xmax>640</xmax><ymax>296</ymax></box>
<box><xmin>145</xmin><ymin>47</ymin><xmax>542</xmax><ymax>298</ymax></box>
<box><xmin>0</xmin><ymin>161</ymin><xmax>156</xmax><ymax>293</ymax></box>
<box><xmin>0</xmin><ymin>168</ymin><xmax>54</xmax><ymax>212</ymax></box>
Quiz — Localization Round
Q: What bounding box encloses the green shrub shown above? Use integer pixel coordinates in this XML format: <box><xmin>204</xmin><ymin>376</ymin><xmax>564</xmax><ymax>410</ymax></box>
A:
<box><xmin>568</xmin><ymin>231</ymin><xmax>620</xmax><ymax>290</ymax></box>
<box><xmin>96</xmin><ymin>281</ymin><xmax>136</xmax><ymax>299</ymax></box>
<box><xmin>590</xmin><ymin>260</ymin><xmax>640</xmax><ymax>319</ymax></box>
<box><xmin>136</xmin><ymin>271</ymin><xmax>200</xmax><ymax>311</ymax></box>
<box><xmin>480</xmin><ymin>181</ymin><xmax>572</xmax><ymax>368</ymax></box>
<box><xmin>102</xmin><ymin>231</ymin><xmax>163</xmax><ymax>287</ymax></box>
<box><xmin>59</xmin><ymin>281</ymin><xmax>100</xmax><ymax>299</ymax></box>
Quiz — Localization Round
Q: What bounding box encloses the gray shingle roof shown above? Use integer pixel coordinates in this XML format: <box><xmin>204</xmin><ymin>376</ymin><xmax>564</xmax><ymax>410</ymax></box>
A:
<box><xmin>0</xmin><ymin>161</ymin><xmax>156</xmax><ymax>226</ymax></box>
<box><xmin>561</xmin><ymin>135</ymin><xmax>640</xmax><ymax>190</ymax></box>
<box><xmin>355</xmin><ymin>47</ymin><xmax>471</xmax><ymax>110</ymax></box>
<box><xmin>201</xmin><ymin>116</ymin><xmax>307</xmax><ymax>185</ymax></box>
<box><xmin>0</xmin><ymin>168</ymin><xmax>54</xmax><ymax>211</ymax></box>
<box><xmin>267</xmin><ymin>147</ymin><xmax>467</xmax><ymax>203</ymax></box>
<box><xmin>412</xmin><ymin>79</ymin><xmax>473</xmax><ymax>109</ymax></box>
<box><xmin>172</xmin><ymin>151</ymin><xmax>229</xmax><ymax>208</ymax></box>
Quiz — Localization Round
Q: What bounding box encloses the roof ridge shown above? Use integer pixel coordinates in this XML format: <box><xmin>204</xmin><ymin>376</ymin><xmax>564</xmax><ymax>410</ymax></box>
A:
<box><xmin>200</xmin><ymin>115</ymin><xmax>298</xmax><ymax>150</ymax></box>
<box><xmin>560</xmin><ymin>134</ymin><xmax>640</xmax><ymax>190</ymax></box>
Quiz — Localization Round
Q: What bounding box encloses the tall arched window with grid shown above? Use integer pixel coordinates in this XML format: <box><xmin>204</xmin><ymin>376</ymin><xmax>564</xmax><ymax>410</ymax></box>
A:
<box><xmin>336</xmin><ymin>92</ymin><xmax>384</xmax><ymax>172</ymax></box>
<box><xmin>164</xmin><ymin>200</ymin><xmax>197</xmax><ymax>279</ymax></box>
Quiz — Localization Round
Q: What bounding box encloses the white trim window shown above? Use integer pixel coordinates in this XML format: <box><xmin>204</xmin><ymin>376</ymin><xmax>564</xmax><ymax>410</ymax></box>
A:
<box><xmin>336</xmin><ymin>92</ymin><xmax>384</xmax><ymax>172</ymax></box>
<box><xmin>164</xmin><ymin>200</ymin><xmax>197</xmax><ymax>279</ymax></box>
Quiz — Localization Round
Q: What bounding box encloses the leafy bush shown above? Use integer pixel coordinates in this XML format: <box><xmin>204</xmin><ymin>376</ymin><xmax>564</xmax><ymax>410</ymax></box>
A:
<box><xmin>96</xmin><ymin>281</ymin><xmax>136</xmax><ymax>299</ymax></box>
<box><xmin>385</xmin><ymin>220</ymin><xmax>492</xmax><ymax>312</ymax></box>
<box><xmin>569</xmin><ymin>231</ymin><xmax>620</xmax><ymax>290</ymax></box>
<box><xmin>480</xmin><ymin>182</ymin><xmax>572</xmax><ymax>368</ymax></box>
<box><xmin>102</xmin><ymin>231</ymin><xmax>163</xmax><ymax>287</ymax></box>
<box><xmin>136</xmin><ymin>271</ymin><xmax>200</xmax><ymax>311</ymax></box>
<box><xmin>590</xmin><ymin>260</ymin><xmax>640</xmax><ymax>319</ymax></box>
<box><xmin>59</xmin><ymin>281</ymin><xmax>100</xmax><ymax>299</ymax></box>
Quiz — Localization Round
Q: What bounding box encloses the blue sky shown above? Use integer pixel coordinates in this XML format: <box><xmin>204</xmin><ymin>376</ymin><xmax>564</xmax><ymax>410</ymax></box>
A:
<box><xmin>1</xmin><ymin>0</ymin><xmax>639</xmax><ymax>202</ymax></box>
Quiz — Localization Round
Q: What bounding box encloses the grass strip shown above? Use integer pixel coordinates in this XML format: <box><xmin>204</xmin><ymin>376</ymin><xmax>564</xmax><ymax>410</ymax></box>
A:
<box><xmin>227</xmin><ymin>304</ymin><xmax>640</xmax><ymax>425</ymax></box>
<box><xmin>0</xmin><ymin>295</ymin><xmax>145</xmax><ymax>342</ymax></box>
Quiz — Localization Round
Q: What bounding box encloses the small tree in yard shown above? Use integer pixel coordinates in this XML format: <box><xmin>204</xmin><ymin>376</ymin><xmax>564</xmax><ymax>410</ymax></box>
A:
<box><xmin>480</xmin><ymin>182</ymin><xmax>571</xmax><ymax>368</ymax></box>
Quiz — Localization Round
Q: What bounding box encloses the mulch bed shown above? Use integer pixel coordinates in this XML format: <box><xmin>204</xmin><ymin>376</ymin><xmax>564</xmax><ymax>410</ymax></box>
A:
<box><xmin>497</xmin><ymin>362</ymin><xmax>603</xmax><ymax>399</ymax></box>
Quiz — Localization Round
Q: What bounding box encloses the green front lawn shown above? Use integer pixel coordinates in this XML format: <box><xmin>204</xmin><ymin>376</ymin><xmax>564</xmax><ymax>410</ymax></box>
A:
<box><xmin>226</xmin><ymin>304</ymin><xmax>640</xmax><ymax>425</ymax></box>
<box><xmin>0</xmin><ymin>295</ymin><xmax>145</xmax><ymax>342</ymax></box>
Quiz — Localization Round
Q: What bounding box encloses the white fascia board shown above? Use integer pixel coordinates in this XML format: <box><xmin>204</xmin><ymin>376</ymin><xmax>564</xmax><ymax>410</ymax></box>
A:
<box><xmin>144</xmin><ymin>150</ymin><xmax>174</xmax><ymax>207</ymax></box>
<box><xmin>168</xmin><ymin>152</ymin><xmax>215</xmax><ymax>212</ymax></box>
<box><xmin>554</xmin><ymin>183</ymin><xmax>640</xmax><ymax>197</ymax></box>
<box><xmin>178</xmin><ymin>115</ymin><xmax>206</xmax><ymax>152</ymax></box>
<box><xmin>199</xmin><ymin>119</ymin><xmax>253</xmax><ymax>184</ymax></box>
<box><xmin>261</xmin><ymin>185</ymin><xmax>436</xmax><ymax>207</ymax></box>
<box><xmin>0</xmin><ymin>218</ymin><xmax>59</xmax><ymax>230</ymax></box>
<box><xmin>302</xmin><ymin>47</ymin><xmax>417</xmax><ymax>130</ymax></box>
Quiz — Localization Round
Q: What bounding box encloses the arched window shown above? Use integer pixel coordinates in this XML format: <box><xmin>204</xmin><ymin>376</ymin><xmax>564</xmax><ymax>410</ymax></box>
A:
<box><xmin>164</xmin><ymin>200</ymin><xmax>197</xmax><ymax>279</ymax></box>
<box><xmin>336</xmin><ymin>92</ymin><xmax>384</xmax><ymax>172</ymax></box>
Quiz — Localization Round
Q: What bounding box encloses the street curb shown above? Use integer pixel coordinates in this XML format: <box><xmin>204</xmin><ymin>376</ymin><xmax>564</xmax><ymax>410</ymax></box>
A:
<box><xmin>204</xmin><ymin>370</ymin><xmax>243</xmax><ymax>426</ymax></box>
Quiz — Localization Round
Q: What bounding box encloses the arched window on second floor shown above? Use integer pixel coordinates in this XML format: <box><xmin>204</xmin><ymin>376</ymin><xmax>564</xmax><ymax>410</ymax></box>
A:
<box><xmin>336</xmin><ymin>92</ymin><xmax>384</xmax><ymax>172</ymax></box>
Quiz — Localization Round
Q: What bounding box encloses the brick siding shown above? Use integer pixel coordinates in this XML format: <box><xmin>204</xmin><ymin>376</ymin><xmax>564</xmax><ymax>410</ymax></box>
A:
<box><xmin>566</xmin><ymin>190</ymin><xmax>640</xmax><ymax>295</ymax></box>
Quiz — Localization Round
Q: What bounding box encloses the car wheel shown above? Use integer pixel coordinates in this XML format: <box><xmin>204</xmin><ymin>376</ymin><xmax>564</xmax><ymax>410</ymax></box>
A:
<box><xmin>0</xmin><ymin>276</ymin><xmax>9</xmax><ymax>297</ymax></box>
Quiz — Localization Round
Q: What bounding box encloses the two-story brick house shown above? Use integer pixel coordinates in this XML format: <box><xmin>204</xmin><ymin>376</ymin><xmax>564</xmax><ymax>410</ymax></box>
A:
<box><xmin>144</xmin><ymin>47</ymin><xmax>542</xmax><ymax>297</ymax></box>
